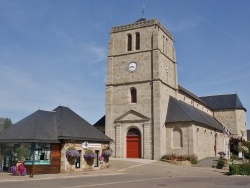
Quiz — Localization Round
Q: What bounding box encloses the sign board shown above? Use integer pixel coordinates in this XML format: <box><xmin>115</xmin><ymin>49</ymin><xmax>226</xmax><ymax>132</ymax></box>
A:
<box><xmin>82</xmin><ymin>142</ymin><xmax>89</xmax><ymax>149</ymax></box>
<box><xmin>82</xmin><ymin>142</ymin><xmax>101</xmax><ymax>149</ymax></box>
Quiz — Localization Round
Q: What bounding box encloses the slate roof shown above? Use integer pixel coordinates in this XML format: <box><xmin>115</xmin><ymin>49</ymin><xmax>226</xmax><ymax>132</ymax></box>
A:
<box><xmin>200</xmin><ymin>94</ymin><xmax>246</xmax><ymax>112</ymax></box>
<box><xmin>54</xmin><ymin>106</ymin><xmax>111</xmax><ymax>141</ymax></box>
<box><xmin>166</xmin><ymin>96</ymin><xmax>223</xmax><ymax>131</ymax></box>
<box><xmin>178</xmin><ymin>85</ymin><xmax>205</xmax><ymax>105</ymax></box>
<box><xmin>0</xmin><ymin>106</ymin><xmax>112</xmax><ymax>143</ymax></box>
<box><xmin>93</xmin><ymin>115</ymin><xmax>105</xmax><ymax>127</ymax></box>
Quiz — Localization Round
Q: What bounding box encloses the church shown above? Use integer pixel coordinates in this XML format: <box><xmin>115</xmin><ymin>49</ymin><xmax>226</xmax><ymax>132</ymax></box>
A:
<box><xmin>94</xmin><ymin>18</ymin><xmax>247</xmax><ymax>160</ymax></box>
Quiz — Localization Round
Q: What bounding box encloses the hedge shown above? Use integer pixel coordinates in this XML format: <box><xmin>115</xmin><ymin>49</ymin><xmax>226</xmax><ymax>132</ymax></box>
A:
<box><xmin>229</xmin><ymin>163</ymin><xmax>250</xmax><ymax>176</ymax></box>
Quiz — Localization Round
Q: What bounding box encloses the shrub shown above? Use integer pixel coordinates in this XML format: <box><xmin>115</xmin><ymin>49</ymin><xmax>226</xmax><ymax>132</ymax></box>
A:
<box><xmin>244</xmin><ymin>152</ymin><xmax>250</xmax><ymax>160</ymax></box>
<box><xmin>242</xmin><ymin>142</ymin><xmax>250</xmax><ymax>159</ymax></box>
<box><xmin>177</xmin><ymin>155</ymin><xmax>186</xmax><ymax>161</ymax></box>
<box><xmin>161</xmin><ymin>153</ymin><xmax>178</xmax><ymax>160</ymax></box>
<box><xmin>238</xmin><ymin>146</ymin><xmax>249</xmax><ymax>154</ymax></box>
<box><xmin>184</xmin><ymin>154</ymin><xmax>198</xmax><ymax>164</ymax></box>
<box><xmin>230</xmin><ymin>154</ymin><xmax>238</xmax><ymax>161</ymax></box>
<box><xmin>229</xmin><ymin>164</ymin><xmax>240</xmax><ymax>175</ymax></box>
<box><xmin>161</xmin><ymin>153</ymin><xmax>198</xmax><ymax>164</ymax></box>
<box><xmin>240</xmin><ymin>163</ymin><xmax>250</xmax><ymax>176</ymax></box>
<box><xmin>229</xmin><ymin>138</ymin><xmax>241</xmax><ymax>155</ymax></box>
<box><xmin>229</xmin><ymin>163</ymin><xmax>250</xmax><ymax>176</ymax></box>
<box><xmin>14</xmin><ymin>146</ymin><xmax>30</xmax><ymax>160</ymax></box>
<box><xmin>216</xmin><ymin>158</ymin><xmax>227</xmax><ymax>169</ymax></box>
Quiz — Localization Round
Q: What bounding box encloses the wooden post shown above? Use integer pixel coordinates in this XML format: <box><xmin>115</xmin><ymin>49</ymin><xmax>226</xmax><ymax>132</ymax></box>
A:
<box><xmin>30</xmin><ymin>143</ymin><xmax>35</xmax><ymax>178</ymax></box>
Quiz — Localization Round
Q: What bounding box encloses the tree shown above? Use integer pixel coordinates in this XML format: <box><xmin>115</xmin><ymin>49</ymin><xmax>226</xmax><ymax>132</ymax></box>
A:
<box><xmin>3</xmin><ymin>118</ymin><xmax>13</xmax><ymax>129</ymax></box>
<box><xmin>14</xmin><ymin>145</ymin><xmax>30</xmax><ymax>160</ymax></box>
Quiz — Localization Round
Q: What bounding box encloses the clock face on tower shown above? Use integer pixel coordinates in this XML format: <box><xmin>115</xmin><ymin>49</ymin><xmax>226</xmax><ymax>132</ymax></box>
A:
<box><xmin>128</xmin><ymin>61</ymin><xmax>137</xmax><ymax>72</ymax></box>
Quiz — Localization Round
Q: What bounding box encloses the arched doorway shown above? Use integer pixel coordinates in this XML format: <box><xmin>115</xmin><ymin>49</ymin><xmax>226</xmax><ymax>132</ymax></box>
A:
<box><xmin>126</xmin><ymin>128</ymin><xmax>141</xmax><ymax>158</ymax></box>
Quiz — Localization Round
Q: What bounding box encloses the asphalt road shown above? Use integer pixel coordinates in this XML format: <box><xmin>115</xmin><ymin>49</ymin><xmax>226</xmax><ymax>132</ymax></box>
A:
<box><xmin>0</xmin><ymin>159</ymin><xmax>250</xmax><ymax>188</ymax></box>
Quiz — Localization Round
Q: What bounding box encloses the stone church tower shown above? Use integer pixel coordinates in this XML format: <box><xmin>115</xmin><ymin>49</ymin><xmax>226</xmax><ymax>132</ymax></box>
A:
<box><xmin>105</xmin><ymin>19</ymin><xmax>178</xmax><ymax>159</ymax></box>
<box><xmin>95</xmin><ymin>18</ymin><xmax>246</xmax><ymax>160</ymax></box>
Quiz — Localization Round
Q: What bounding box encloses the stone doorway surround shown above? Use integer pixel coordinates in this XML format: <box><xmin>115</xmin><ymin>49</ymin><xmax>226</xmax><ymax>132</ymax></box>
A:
<box><xmin>114</xmin><ymin>110</ymin><xmax>151</xmax><ymax>159</ymax></box>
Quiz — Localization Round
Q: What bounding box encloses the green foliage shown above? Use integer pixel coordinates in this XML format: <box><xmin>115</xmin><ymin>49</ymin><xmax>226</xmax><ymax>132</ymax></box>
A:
<box><xmin>161</xmin><ymin>153</ymin><xmax>178</xmax><ymax>160</ymax></box>
<box><xmin>184</xmin><ymin>154</ymin><xmax>198</xmax><ymax>164</ymax></box>
<box><xmin>3</xmin><ymin>118</ymin><xmax>13</xmax><ymax>130</ymax></box>
<box><xmin>66</xmin><ymin>146</ymin><xmax>76</xmax><ymax>151</ymax></box>
<box><xmin>84</xmin><ymin>149</ymin><xmax>94</xmax><ymax>155</ymax></box>
<box><xmin>238</xmin><ymin>146</ymin><xmax>249</xmax><ymax>154</ymax></box>
<box><xmin>229</xmin><ymin>163</ymin><xmax>250</xmax><ymax>176</ymax></box>
<box><xmin>229</xmin><ymin>137</ymin><xmax>241</xmax><ymax>155</ymax></box>
<box><xmin>240</xmin><ymin>163</ymin><xmax>250</xmax><ymax>176</ymax></box>
<box><xmin>216</xmin><ymin>158</ymin><xmax>227</xmax><ymax>169</ymax></box>
<box><xmin>229</xmin><ymin>164</ymin><xmax>240</xmax><ymax>175</ymax></box>
<box><xmin>230</xmin><ymin>138</ymin><xmax>250</xmax><ymax>159</ymax></box>
<box><xmin>161</xmin><ymin>153</ymin><xmax>198</xmax><ymax>164</ymax></box>
<box><xmin>14</xmin><ymin>146</ymin><xmax>30</xmax><ymax>160</ymax></box>
<box><xmin>230</xmin><ymin>154</ymin><xmax>238</xmax><ymax>161</ymax></box>
<box><xmin>243</xmin><ymin>142</ymin><xmax>250</xmax><ymax>149</ymax></box>
<box><xmin>242</xmin><ymin>142</ymin><xmax>250</xmax><ymax>159</ymax></box>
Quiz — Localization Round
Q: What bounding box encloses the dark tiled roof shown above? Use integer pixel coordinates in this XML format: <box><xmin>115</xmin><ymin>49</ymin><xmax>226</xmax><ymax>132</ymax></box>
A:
<box><xmin>200</xmin><ymin>94</ymin><xmax>246</xmax><ymax>111</ymax></box>
<box><xmin>0</xmin><ymin>111</ymin><xmax>58</xmax><ymax>143</ymax></box>
<box><xmin>93</xmin><ymin>115</ymin><xmax>105</xmax><ymax>127</ymax></box>
<box><xmin>166</xmin><ymin>96</ymin><xmax>223</xmax><ymax>131</ymax></box>
<box><xmin>178</xmin><ymin>85</ymin><xmax>205</xmax><ymax>105</ymax></box>
<box><xmin>0</xmin><ymin>106</ymin><xmax>112</xmax><ymax>143</ymax></box>
<box><xmin>54</xmin><ymin>106</ymin><xmax>111</xmax><ymax>141</ymax></box>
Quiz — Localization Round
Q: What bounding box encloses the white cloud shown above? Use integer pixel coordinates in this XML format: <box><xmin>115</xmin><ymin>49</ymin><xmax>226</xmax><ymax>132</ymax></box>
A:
<box><xmin>84</xmin><ymin>44</ymin><xmax>107</xmax><ymax>65</ymax></box>
<box><xmin>168</xmin><ymin>18</ymin><xmax>201</xmax><ymax>33</ymax></box>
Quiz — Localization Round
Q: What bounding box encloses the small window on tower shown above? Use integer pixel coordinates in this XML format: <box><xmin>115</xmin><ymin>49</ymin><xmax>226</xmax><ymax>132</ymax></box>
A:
<box><xmin>127</xmin><ymin>34</ymin><xmax>132</xmax><ymax>51</ymax></box>
<box><xmin>135</xmin><ymin>32</ymin><xmax>140</xmax><ymax>50</ymax></box>
<box><xmin>130</xmin><ymin>88</ymin><xmax>137</xmax><ymax>103</ymax></box>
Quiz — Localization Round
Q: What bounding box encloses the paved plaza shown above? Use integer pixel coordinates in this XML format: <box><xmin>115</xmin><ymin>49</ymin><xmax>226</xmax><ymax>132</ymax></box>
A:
<box><xmin>0</xmin><ymin>158</ymin><xmax>249</xmax><ymax>187</ymax></box>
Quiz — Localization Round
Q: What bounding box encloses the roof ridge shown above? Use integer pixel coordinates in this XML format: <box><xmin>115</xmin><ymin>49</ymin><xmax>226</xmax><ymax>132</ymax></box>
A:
<box><xmin>200</xmin><ymin>93</ymin><xmax>237</xmax><ymax>98</ymax></box>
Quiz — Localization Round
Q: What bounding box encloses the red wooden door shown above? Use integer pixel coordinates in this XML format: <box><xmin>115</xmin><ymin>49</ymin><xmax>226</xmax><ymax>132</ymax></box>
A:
<box><xmin>127</xmin><ymin>135</ymin><xmax>140</xmax><ymax>158</ymax></box>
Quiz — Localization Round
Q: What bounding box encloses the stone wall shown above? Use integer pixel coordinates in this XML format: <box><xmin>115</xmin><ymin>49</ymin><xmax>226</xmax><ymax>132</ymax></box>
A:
<box><xmin>60</xmin><ymin>142</ymin><xmax>109</xmax><ymax>173</ymax></box>
<box><xmin>214</xmin><ymin>109</ymin><xmax>247</xmax><ymax>140</ymax></box>
<box><xmin>166</xmin><ymin>123</ymin><xmax>227</xmax><ymax>160</ymax></box>
<box><xmin>236</xmin><ymin>109</ymin><xmax>247</xmax><ymax>140</ymax></box>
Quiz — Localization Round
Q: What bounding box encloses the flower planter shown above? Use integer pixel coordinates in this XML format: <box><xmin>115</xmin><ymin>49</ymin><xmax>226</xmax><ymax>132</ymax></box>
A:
<box><xmin>67</xmin><ymin>156</ymin><xmax>77</xmax><ymax>165</ymax></box>
<box><xmin>103</xmin><ymin>156</ymin><xmax>109</xmax><ymax>163</ymax></box>
<box><xmin>165</xmin><ymin>160</ymin><xmax>192</xmax><ymax>166</ymax></box>
<box><xmin>85</xmin><ymin>158</ymin><xmax>95</xmax><ymax>166</ymax></box>
<box><xmin>66</xmin><ymin>147</ymin><xmax>80</xmax><ymax>165</ymax></box>
<box><xmin>83</xmin><ymin>149</ymin><xmax>96</xmax><ymax>168</ymax></box>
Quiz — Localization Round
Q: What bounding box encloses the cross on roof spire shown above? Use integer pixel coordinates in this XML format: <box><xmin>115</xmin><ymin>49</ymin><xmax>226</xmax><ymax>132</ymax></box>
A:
<box><xmin>142</xmin><ymin>1</ymin><xmax>145</xmax><ymax>18</ymax></box>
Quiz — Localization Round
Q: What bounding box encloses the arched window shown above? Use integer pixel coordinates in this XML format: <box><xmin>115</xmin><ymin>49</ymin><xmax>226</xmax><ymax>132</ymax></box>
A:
<box><xmin>135</xmin><ymin>32</ymin><xmax>140</xmax><ymax>50</ymax></box>
<box><xmin>127</xmin><ymin>34</ymin><xmax>132</xmax><ymax>51</ymax></box>
<box><xmin>173</xmin><ymin>127</ymin><xmax>183</xmax><ymax>148</ymax></box>
<box><xmin>130</xmin><ymin>88</ymin><xmax>137</xmax><ymax>103</ymax></box>
<box><xmin>127</xmin><ymin>128</ymin><xmax>140</xmax><ymax>136</ymax></box>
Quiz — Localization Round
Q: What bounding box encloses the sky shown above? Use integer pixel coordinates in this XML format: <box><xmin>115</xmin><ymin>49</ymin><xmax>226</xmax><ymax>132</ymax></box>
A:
<box><xmin>0</xmin><ymin>0</ymin><xmax>249</xmax><ymax>129</ymax></box>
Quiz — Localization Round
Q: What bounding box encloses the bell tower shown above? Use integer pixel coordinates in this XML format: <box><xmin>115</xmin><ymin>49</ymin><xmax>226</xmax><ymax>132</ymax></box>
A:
<box><xmin>105</xmin><ymin>19</ymin><xmax>178</xmax><ymax>159</ymax></box>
